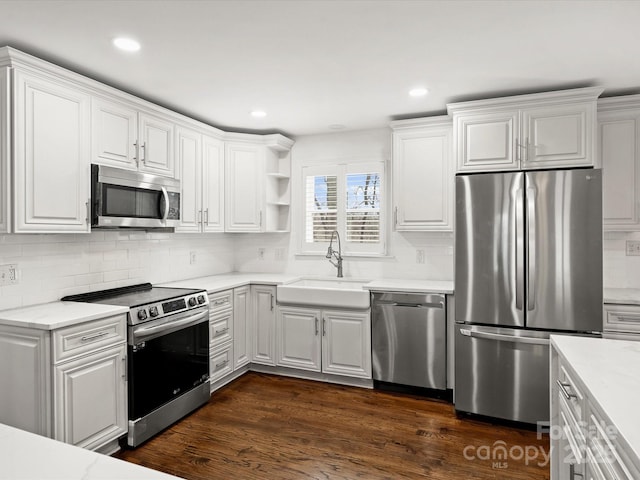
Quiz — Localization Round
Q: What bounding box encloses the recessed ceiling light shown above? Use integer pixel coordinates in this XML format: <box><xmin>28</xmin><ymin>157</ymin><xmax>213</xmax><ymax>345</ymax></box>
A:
<box><xmin>328</xmin><ymin>124</ymin><xmax>346</xmax><ymax>130</ymax></box>
<box><xmin>409</xmin><ymin>87</ymin><xmax>429</xmax><ymax>97</ymax></box>
<box><xmin>251</xmin><ymin>110</ymin><xmax>267</xmax><ymax>118</ymax></box>
<box><xmin>113</xmin><ymin>37</ymin><xmax>141</xmax><ymax>52</ymax></box>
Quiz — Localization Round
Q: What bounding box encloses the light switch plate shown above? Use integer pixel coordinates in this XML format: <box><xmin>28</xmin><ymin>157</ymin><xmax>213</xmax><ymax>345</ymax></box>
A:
<box><xmin>626</xmin><ymin>240</ymin><xmax>640</xmax><ymax>256</ymax></box>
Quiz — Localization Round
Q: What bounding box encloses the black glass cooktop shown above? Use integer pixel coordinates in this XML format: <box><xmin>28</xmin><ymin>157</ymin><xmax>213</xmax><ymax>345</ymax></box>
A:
<box><xmin>61</xmin><ymin>283</ymin><xmax>203</xmax><ymax>308</ymax></box>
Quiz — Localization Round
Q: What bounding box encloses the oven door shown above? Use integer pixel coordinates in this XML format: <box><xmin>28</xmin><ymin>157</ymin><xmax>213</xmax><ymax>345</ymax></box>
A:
<box><xmin>128</xmin><ymin>307</ymin><xmax>209</xmax><ymax>421</ymax></box>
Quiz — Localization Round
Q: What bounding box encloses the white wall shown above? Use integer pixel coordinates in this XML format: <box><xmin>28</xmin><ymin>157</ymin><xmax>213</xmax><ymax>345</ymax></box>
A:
<box><xmin>235</xmin><ymin>128</ymin><xmax>455</xmax><ymax>281</ymax></box>
<box><xmin>0</xmin><ymin>232</ymin><xmax>236</xmax><ymax>310</ymax></box>
<box><xmin>604</xmin><ymin>232</ymin><xmax>640</xmax><ymax>288</ymax></box>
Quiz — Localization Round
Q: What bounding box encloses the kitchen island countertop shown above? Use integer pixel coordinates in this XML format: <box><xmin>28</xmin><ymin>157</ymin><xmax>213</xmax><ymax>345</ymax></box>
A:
<box><xmin>0</xmin><ymin>423</ymin><xmax>182</xmax><ymax>480</ymax></box>
<box><xmin>551</xmin><ymin>335</ymin><xmax>640</xmax><ymax>466</ymax></box>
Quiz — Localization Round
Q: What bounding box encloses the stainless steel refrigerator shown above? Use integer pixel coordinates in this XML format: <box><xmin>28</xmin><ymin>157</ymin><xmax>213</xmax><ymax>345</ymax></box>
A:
<box><xmin>454</xmin><ymin>168</ymin><xmax>602</xmax><ymax>425</ymax></box>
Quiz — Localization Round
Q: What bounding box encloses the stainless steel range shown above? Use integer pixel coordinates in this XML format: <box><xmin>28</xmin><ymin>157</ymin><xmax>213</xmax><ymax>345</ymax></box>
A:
<box><xmin>63</xmin><ymin>283</ymin><xmax>210</xmax><ymax>447</ymax></box>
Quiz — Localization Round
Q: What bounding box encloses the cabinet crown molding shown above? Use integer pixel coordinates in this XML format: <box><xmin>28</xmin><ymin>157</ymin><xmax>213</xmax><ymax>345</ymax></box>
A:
<box><xmin>390</xmin><ymin>115</ymin><xmax>452</xmax><ymax>130</ymax></box>
<box><xmin>598</xmin><ymin>94</ymin><xmax>640</xmax><ymax>112</ymax></box>
<box><xmin>446</xmin><ymin>86</ymin><xmax>605</xmax><ymax>115</ymax></box>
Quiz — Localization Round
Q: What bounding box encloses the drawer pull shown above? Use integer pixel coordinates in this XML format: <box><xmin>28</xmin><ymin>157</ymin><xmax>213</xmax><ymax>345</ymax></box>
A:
<box><xmin>80</xmin><ymin>331</ymin><xmax>109</xmax><ymax>342</ymax></box>
<box><xmin>616</xmin><ymin>315</ymin><xmax>640</xmax><ymax>322</ymax></box>
<box><xmin>215</xmin><ymin>359</ymin><xmax>229</xmax><ymax>369</ymax></box>
<box><xmin>557</xmin><ymin>380</ymin><xmax>577</xmax><ymax>400</ymax></box>
<box><xmin>213</xmin><ymin>299</ymin><xmax>229</xmax><ymax>306</ymax></box>
<box><xmin>214</xmin><ymin>327</ymin><xmax>229</xmax><ymax>336</ymax></box>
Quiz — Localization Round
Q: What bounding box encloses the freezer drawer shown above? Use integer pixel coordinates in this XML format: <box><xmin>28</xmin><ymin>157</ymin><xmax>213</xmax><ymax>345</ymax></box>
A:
<box><xmin>371</xmin><ymin>292</ymin><xmax>446</xmax><ymax>390</ymax></box>
<box><xmin>454</xmin><ymin>325</ymin><xmax>550</xmax><ymax>424</ymax></box>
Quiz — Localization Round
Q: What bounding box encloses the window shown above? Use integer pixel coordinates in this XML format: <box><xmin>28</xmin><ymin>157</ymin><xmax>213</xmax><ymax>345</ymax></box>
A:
<box><xmin>302</xmin><ymin>162</ymin><xmax>385</xmax><ymax>255</ymax></box>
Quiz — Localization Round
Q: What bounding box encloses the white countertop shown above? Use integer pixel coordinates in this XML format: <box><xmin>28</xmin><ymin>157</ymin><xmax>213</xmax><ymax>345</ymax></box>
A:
<box><xmin>161</xmin><ymin>272</ymin><xmax>301</xmax><ymax>292</ymax></box>
<box><xmin>164</xmin><ymin>273</ymin><xmax>455</xmax><ymax>295</ymax></box>
<box><xmin>604</xmin><ymin>287</ymin><xmax>640</xmax><ymax>305</ymax></box>
<box><xmin>0</xmin><ymin>423</ymin><xmax>182</xmax><ymax>480</ymax></box>
<box><xmin>0</xmin><ymin>301</ymin><xmax>129</xmax><ymax>330</ymax></box>
<box><xmin>364</xmin><ymin>278</ymin><xmax>454</xmax><ymax>294</ymax></box>
<box><xmin>551</xmin><ymin>335</ymin><xmax>640</xmax><ymax>463</ymax></box>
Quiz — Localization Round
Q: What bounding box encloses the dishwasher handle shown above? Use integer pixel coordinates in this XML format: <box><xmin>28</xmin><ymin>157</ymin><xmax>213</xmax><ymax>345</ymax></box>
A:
<box><xmin>374</xmin><ymin>301</ymin><xmax>444</xmax><ymax>309</ymax></box>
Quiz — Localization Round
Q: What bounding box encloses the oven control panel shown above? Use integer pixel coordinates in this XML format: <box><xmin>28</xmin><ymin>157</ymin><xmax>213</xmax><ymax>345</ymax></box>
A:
<box><xmin>129</xmin><ymin>291</ymin><xmax>209</xmax><ymax>325</ymax></box>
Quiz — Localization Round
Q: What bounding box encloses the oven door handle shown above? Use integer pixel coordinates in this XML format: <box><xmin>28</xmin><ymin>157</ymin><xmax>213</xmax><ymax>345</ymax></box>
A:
<box><xmin>132</xmin><ymin>309</ymin><xmax>209</xmax><ymax>343</ymax></box>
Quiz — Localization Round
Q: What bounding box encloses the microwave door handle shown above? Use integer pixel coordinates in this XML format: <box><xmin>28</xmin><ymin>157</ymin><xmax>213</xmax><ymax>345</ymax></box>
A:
<box><xmin>160</xmin><ymin>187</ymin><xmax>170</xmax><ymax>222</ymax></box>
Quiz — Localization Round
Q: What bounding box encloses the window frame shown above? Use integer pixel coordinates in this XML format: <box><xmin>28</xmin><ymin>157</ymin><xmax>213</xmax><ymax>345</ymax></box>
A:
<box><xmin>299</xmin><ymin>160</ymin><xmax>387</xmax><ymax>257</ymax></box>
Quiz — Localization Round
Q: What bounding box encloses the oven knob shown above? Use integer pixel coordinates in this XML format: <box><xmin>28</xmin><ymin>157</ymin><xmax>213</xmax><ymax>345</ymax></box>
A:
<box><xmin>149</xmin><ymin>306</ymin><xmax>159</xmax><ymax>317</ymax></box>
<box><xmin>188</xmin><ymin>297</ymin><xmax>197</xmax><ymax>307</ymax></box>
<box><xmin>137</xmin><ymin>309</ymin><xmax>148</xmax><ymax>321</ymax></box>
<box><xmin>197</xmin><ymin>295</ymin><xmax>205</xmax><ymax>304</ymax></box>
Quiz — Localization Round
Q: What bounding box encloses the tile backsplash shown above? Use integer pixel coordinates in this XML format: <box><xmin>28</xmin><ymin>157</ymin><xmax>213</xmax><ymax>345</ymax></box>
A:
<box><xmin>0</xmin><ymin>231</ymin><xmax>236</xmax><ymax>310</ymax></box>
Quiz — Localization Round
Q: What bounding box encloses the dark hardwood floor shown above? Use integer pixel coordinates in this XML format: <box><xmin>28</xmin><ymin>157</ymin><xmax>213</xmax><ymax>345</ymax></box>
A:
<box><xmin>116</xmin><ymin>372</ymin><xmax>550</xmax><ymax>480</ymax></box>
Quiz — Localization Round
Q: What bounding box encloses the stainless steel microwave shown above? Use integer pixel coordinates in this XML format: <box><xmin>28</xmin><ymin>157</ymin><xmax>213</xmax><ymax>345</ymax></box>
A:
<box><xmin>91</xmin><ymin>164</ymin><xmax>180</xmax><ymax>229</ymax></box>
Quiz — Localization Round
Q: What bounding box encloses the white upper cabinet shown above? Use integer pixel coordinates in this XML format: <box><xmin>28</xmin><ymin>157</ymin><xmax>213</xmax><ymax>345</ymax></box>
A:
<box><xmin>176</xmin><ymin>126</ymin><xmax>202</xmax><ymax>232</ymax></box>
<box><xmin>598</xmin><ymin>96</ymin><xmax>640</xmax><ymax>231</ymax></box>
<box><xmin>13</xmin><ymin>68</ymin><xmax>91</xmax><ymax>233</ymax></box>
<box><xmin>177</xmin><ymin>127</ymin><xmax>225</xmax><ymax>233</ymax></box>
<box><xmin>448</xmin><ymin>87</ymin><xmax>603</xmax><ymax>173</ymax></box>
<box><xmin>224</xmin><ymin>134</ymin><xmax>294</xmax><ymax>233</ymax></box>
<box><xmin>225</xmin><ymin>141</ymin><xmax>264</xmax><ymax>232</ymax></box>
<box><xmin>91</xmin><ymin>97</ymin><xmax>137</xmax><ymax>169</ymax></box>
<box><xmin>202</xmin><ymin>134</ymin><xmax>225</xmax><ymax>232</ymax></box>
<box><xmin>92</xmin><ymin>97</ymin><xmax>175</xmax><ymax>177</ymax></box>
<box><xmin>391</xmin><ymin>116</ymin><xmax>453</xmax><ymax>231</ymax></box>
<box><xmin>0</xmin><ymin>67</ymin><xmax>8</xmax><ymax>233</ymax></box>
<box><xmin>138</xmin><ymin>112</ymin><xmax>174</xmax><ymax>177</ymax></box>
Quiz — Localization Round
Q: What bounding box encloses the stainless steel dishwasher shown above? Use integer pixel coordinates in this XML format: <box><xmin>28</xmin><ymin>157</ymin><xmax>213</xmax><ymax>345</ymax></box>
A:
<box><xmin>371</xmin><ymin>292</ymin><xmax>446</xmax><ymax>390</ymax></box>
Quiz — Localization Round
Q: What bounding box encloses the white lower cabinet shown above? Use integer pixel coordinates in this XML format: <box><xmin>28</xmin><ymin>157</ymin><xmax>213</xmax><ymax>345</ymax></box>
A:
<box><xmin>276</xmin><ymin>306</ymin><xmax>371</xmax><ymax>379</ymax></box>
<box><xmin>53</xmin><ymin>344</ymin><xmax>126</xmax><ymax>450</ymax></box>
<box><xmin>0</xmin><ymin>313</ymin><xmax>127</xmax><ymax>452</ymax></box>
<box><xmin>233</xmin><ymin>286</ymin><xmax>251</xmax><ymax>369</ymax></box>
<box><xmin>209</xmin><ymin>342</ymin><xmax>233</xmax><ymax>384</ymax></box>
<box><xmin>251</xmin><ymin>285</ymin><xmax>276</xmax><ymax>365</ymax></box>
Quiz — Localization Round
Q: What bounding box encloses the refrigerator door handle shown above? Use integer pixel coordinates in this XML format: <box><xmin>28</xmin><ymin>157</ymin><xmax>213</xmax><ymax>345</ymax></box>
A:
<box><xmin>459</xmin><ymin>328</ymin><xmax>549</xmax><ymax>346</ymax></box>
<box><xmin>526</xmin><ymin>186</ymin><xmax>537</xmax><ymax>311</ymax></box>
<box><xmin>515</xmin><ymin>186</ymin><xmax>524</xmax><ymax>311</ymax></box>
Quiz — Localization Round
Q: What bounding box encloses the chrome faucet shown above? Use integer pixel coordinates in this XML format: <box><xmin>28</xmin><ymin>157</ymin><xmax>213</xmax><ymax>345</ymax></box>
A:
<box><xmin>326</xmin><ymin>230</ymin><xmax>344</xmax><ymax>278</ymax></box>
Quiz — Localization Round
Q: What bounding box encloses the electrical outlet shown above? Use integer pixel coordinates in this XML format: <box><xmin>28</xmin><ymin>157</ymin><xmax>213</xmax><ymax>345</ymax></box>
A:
<box><xmin>275</xmin><ymin>248</ymin><xmax>285</xmax><ymax>261</ymax></box>
<box><xmin>258</xmin><ymin>248</ymin><xmax>265</xmax><ymax>260</ymax></box>
<box><xmin>416</xmin><ymin>249</ymin><xmax>425</xmax><ymax>264</ymax></box>
<box><xmin>0</xmin><ymin>264</ymin><xmax>18</xmax><ymax>285</ymax></box>
<box><xmin>627</xmin><ymin>241</ymin><xmax>640</xmax><ymax>256</ymax></box>
<box><xmin>189</xmin><ymin>251</ymin><xmax>197</xmax><ymax>264</ymax></box>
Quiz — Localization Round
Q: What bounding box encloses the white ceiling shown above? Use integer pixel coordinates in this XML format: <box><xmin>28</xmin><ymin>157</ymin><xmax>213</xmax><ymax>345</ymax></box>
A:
<box><xmin>1</xmin><ymin>0</ymin><xmax>639</xmax><ymax>138</ymax></box>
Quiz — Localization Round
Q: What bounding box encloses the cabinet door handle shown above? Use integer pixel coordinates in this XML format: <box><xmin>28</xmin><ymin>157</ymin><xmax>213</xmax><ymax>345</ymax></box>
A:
<box><xmin>140</xmin><ymin>142</ymin><xmax>146</xmax><ymax>163</ymax></box>
<box><xmin>394</xmin><ymin>206</ymin><xmax>398</xmax><ymax>228</ymax></box>
<box><xmin>315</xmin><ymin>317</ymin><xmax>319</xmax><ymax>336</ymax></box>
<box><xmin>557</xmin><ymin>380</ymin><xmax>577</xmax><ymax>400</ymax></box>
<box><xmin>322</xmin><ymin>317</ymin><xmax>326</xmax><ymax>336</ymax></box>
<box><xmin>85</xmin><ymin>200</ymin><xmax>90</xmax><ymax>225</ymax></box>
<box><xmin>270</xmin><ymin>294</ymin><xmax>274</xmax><ymax>311</ymax></box>
<box><xmin>205</xmin><ymin>208</ymin><xmax>209</xmax><ymax>226</ymax></box>
<box><xmin>80</xmin><ymin>331</ymin><xmax>109</xmax><ymax>342</ymax></box>
<box><xmin>198</xmin><ymin>210</ymin><xmax>203</xmax><ymax>226</ymax></box>
<box><xmin>122</xmin><ymin>356</ymin><xmax>127</xmax><ymax>380</ymax></box>
<box><xmin>259</xmin><ymin>210</ymin><xmax>263</xmax><ymax>228</ymax></box>
<box><xmin>133</xmin><ymin>142</ymin><xmax>139</xmax><ymax>164</ymax></box>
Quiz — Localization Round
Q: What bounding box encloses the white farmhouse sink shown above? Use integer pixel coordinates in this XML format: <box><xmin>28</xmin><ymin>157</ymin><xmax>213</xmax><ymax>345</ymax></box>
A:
<box><xmin>277</xmin><ymin>278</ymin><xmax>370</xmax><ymax>309</ymax></box>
